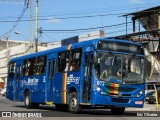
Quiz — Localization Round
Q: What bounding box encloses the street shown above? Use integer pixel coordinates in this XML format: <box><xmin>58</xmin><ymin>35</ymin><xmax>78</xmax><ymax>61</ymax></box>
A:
<box><xmin>0</xmin><ymin>96</ymin><xmax>160</xmax><ymax>119</ymax></box>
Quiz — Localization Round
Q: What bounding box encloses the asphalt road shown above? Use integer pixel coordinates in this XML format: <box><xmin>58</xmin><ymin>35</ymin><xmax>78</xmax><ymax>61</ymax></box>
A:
<box><xmin>0</xmin><ymin>96</ymin><xmax>160</xmax><ymax>120</ymax></box>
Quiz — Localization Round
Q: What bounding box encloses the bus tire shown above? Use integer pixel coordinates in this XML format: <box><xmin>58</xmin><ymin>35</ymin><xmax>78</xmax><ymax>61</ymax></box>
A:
<box><xmin>111</xmin><ymin>107</ymin><xmax>125</xmax><ymax>115</ymax></box>
<box><xmin>24</xmin><ymin>91</ymin><xmax>33</xmax><ymax>109</ymax></box>
<box><xmin>68</xmin><ymin>92</ymin><xmax>81</xmax><ymax>113</ymax></box>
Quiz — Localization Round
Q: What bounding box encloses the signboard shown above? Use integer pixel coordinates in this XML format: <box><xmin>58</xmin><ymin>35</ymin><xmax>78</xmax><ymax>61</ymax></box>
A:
<box><xmin>61</xmin><ymin>36</ymin><xmax>78</xmax><ymax>46</ymax></box>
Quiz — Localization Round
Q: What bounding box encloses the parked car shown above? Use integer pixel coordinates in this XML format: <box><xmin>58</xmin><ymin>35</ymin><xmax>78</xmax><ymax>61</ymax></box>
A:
<box><xmin>0</xmin><ymin>88</ymin><xmax>6</xmax><ymax>96</ymax></box>
<box><xmin>145</xmin><ymin>90</ymin><xmax>160</xmax><ymax>104</ymax></box>
<box><xmin>145</xmin><ymin>82</ymin><xmax>160</xmax><ymax>95</ymax></box>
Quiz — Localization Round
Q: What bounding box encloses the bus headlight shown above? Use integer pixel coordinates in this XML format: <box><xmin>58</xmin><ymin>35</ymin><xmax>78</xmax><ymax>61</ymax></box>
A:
<box><xmin>94</xmin><ymin>85</ymin><xmax>107</xmax><ymax>95</ymax></box>
<box><xmin>96</xmin><ymin>87</ymin><xmax>101</xmax><ymax>92</ymax></box>
<box><xmin>94</xmin><ymin>85</ymin><xmax>101</xmax><ymax>92</ymax></box>
<box><xmin>136</xmin><ymin>90</ymin><xmax>144</xmax><ymax>97</ymax></box>
<box><xmin>139</xmin><ymin>91</ymin><xmax>143</xmax><ymax>94</ymax></box>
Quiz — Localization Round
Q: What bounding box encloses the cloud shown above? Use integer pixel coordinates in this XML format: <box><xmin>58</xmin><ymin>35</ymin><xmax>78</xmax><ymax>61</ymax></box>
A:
<box><xmin>46</xmin><ymin>17</ymin><xmax>62</xmax><ymax>23</ymax></box>
<box><xmin>129</xmin><ymin>0</ymin><xmax>143</xmax><ymax>3</ymax></box>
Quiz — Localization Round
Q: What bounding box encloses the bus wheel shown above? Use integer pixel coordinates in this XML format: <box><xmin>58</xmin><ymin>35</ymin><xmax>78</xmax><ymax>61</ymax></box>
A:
<box><xmin>24</xmin><ymin>91</ymin><xmax>33</xmax><ymax>109</ymax></box>
<box><xmin>111</xmin><ymin>107</ymin><xmax>125</xmax><ymax>115</ymax></box>
<box><xmin>68</xmin><ymin>92</ymin><xmax>81</xmax><ymax>113</ymax></box>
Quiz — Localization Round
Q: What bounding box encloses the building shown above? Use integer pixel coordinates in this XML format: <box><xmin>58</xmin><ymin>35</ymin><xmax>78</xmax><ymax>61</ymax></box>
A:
<box><xmin>47</xmin><ymin>30</ymin><xmax>105</xmax><ymax>49</ymax></box>
<box><xmin>0</xmin><ymin>39</ymin><xmax>47</xmax><ymax>85</ymax></box>
<box><xmin>113</xmin><ymin>6</ymin><xmax>160</xmax><ymax>82</ymax></box>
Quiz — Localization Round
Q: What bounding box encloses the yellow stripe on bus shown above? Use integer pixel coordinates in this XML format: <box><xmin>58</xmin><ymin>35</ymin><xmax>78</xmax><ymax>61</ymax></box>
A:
<box><xmin>62</xmin><ymin>73</ymin><xmax>67</xmax><ymax>104</ymax></box>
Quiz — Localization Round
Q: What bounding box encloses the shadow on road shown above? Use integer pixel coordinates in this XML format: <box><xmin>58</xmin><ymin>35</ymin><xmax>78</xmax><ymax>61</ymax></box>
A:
<box><xmin>12</xmin><ymin>105</ymin><xmax>139</xmax><ymax>117</ymax></box>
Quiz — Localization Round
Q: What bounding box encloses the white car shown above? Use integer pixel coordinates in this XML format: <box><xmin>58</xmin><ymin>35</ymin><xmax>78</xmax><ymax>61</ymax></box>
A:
<box><xmin>0</xmin><ymin>88</ymin><xmax>6</xmax><ymax>96</ymax></box>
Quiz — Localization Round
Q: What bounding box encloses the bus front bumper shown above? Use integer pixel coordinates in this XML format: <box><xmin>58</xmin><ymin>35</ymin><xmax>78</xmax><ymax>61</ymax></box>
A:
<box><xmin>91</xmin><ymin>92</ymin><xmax>144</xmax><ymax>108</ymax></box>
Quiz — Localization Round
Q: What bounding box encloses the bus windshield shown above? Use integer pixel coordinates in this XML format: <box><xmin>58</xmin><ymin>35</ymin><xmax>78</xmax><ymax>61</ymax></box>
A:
<box><xmin>95</xmin><ymin>52</ymin><xmax>145</xmax><ymax>84</ymax></box>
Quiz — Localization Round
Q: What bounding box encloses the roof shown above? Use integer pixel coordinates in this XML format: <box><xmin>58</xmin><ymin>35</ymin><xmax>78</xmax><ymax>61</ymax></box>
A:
<box><xmin>0</xmin><ymin>39</ymin><xmax>30</xmax><ymax>44</ymax></box>
<box><xmin>112</xmin><ymin>29</ymin><xmax>160</xmax><ymax>39</ymax></box>
<box><xmin>122</xmin><ymin>6</ymin><xmax>160</xmax><ymax>17</ymax></box>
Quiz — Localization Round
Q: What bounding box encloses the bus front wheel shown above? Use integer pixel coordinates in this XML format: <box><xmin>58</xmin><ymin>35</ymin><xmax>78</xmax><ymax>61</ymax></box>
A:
<box><xmin>68</xmin><ymin>92</ymin><xmax>81</xmax><ymax>113</ymax></box>
<box><xmin>111</xmin><ymin>107</ymin><xmax>125</xmax><ymax>115</ymax></box>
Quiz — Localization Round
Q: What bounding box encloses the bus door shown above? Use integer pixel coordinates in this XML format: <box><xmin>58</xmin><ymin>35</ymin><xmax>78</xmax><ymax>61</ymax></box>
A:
<box><xmin>82</xmin><ymin>52</ymin><xmax>93</xmax><ymax>103</ymax></box>
<box><xmin>46</xmin><ymin>59</ymin><xmax>55</xmax><ymax>102</ymax></box>
<box><xmin>14</xmin><ymin>65</ymin><xmax>21</xmax><ymax>101</ymax></box>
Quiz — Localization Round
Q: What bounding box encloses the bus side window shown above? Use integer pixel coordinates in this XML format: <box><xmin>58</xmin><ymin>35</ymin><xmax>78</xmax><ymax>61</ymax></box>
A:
<box><xmin>22</xmin><ymin>60</ymin><xmax>27</xmax><ymax>76</ymax></box>
<box><xmin>69</xmin><ymin>48</ymin><xmax>82</xmax><ymax>72</ymax></box>
<box><xmin>8</xmin><ymin>62</ymin><xmax>16</xmax><ymax>79</ymax></box>
<box><xmin>36</xmin><ymin>56</ymin><xmax>46</xmax><ymax>75</ymax></box>
<box><xmin>25</xmin><ymin>58</ymin><xmax>36</xmax><ymax>76</ymax></box>
<box><xmin>57</xmin><ymin>52</ymin><xmax>69</xmax><ymax>73</ymax></box>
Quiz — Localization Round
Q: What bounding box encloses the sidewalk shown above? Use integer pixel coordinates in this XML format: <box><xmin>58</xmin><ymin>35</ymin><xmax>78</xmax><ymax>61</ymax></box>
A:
<box><xmin>126</xmin><ymin>102</ymin><xmax>160</xmax><ymax>111</ymax></box>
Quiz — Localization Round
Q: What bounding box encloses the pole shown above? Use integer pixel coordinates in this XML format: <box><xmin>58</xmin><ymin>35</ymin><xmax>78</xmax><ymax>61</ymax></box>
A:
<box><xmin>126</xmin><ymin>16</ymin><xmax>127</xmax><ymax>35</ymax></box>
<box><xmin>35</xmin><ymin>0</ymin><xmax>38</xmax><ymax>52</ymax></box>
<box><xmin>30</xmin><ymin>0</ymin><xmax>33</xmax><ymax>52</ymax></box>
<box><xmin>155</xmin><ymin>89</ymin><xmax>159</xmax><ymax>110</ymax></box>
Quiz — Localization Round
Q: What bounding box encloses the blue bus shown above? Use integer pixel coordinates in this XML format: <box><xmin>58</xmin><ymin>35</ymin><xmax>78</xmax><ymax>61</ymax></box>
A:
<box><xmin>6</xmin><ymin>38</ymin><xmax>146</xmax><ymax>114</ymax></box>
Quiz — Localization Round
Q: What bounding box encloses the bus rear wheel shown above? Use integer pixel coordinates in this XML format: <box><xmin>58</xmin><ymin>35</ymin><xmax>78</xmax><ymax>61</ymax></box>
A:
<box><xmin>24</xmin><ymin>91</ymin><xmax>33</xmax><ymax>108</ymax></box>
<box><xmin>68</xmin><ymin>92</ymin><xmax>81</xmax><ymax>113</ymax></box>
<box><xmin>111</xmin><ymin>107</ymin><xmax>125</xmax><ymax>115</ymax></box>
<box><xmin>24</xmin><ymin>91</ymin><xmax>39</xmax><ymax>109</ymax></box>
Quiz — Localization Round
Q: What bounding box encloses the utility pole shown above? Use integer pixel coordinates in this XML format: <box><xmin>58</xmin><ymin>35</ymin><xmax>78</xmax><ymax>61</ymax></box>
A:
<box><xmin>30</xmin><ymin>0</ymin><xmax>33</xmax><ymax>52</ymax></box>
<box><xmin>35</xmin><ymin>0</ymin><xmax>38</xmax><ymax>52</ymax></box>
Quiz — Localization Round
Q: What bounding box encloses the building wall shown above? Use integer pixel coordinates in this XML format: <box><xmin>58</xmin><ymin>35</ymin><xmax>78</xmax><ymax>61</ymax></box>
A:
<box><xmin>0</xmin><ymin>42</ymin><xmax>47</xmax><ymax>83</ymax></box>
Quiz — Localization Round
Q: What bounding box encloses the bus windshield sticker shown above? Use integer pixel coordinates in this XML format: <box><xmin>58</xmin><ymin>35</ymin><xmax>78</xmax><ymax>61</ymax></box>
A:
<box><xmin>67</xmin><ymin>74</ymin><xmax>80</xmax><ymax>85</ymax></box>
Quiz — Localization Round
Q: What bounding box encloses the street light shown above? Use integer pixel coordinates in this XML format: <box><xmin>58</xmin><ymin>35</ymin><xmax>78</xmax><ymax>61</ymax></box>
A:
<box><xmin>14</xmin><ymin>31</ymin><xmax>28</xmax><ymax>41</ymax></box>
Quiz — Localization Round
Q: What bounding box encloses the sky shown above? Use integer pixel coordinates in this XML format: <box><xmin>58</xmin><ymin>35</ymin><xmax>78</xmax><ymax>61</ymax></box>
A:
<box><xmin>0</xmin><ymin>0</ymin><xmax>160</xmax><ymax>43</ymax></box>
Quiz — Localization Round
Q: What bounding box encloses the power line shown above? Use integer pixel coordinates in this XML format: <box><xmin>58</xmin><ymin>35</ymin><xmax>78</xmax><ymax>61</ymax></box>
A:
<box><xmin>42</xmin><ymin>22</ymin><xmax>132</xmax><ymax>32</ymax></box>
<box><xmin>0</xmin><ymin>3</ymin><xmax>159</xmax><ymax>19</ymax></box>
<box><xmin>0</xmin><ymin>4</ymin><xmax>159</xmax><ymax>22</ymax></box>
<box><xmin>0</xmin><ymin>0</ymin><xmax>29</xmax><ymax>39</ymax></box>
<box><xmin>0</xmin><ymin>8</ymin><xmax>160</xmax><ymax>23</ymax></box>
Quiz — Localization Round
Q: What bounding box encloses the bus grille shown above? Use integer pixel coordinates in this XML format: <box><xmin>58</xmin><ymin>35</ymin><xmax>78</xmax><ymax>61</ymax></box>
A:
<box><xmin>118</xmin><ymin>87</ymin><xmax>136</xmax><ymax>92</ymax></box>
<box><xmin>112</xmin><ymin>98</ymin><xmax>129</xmax><ymax>103</ymax></box>
<box><xmin>106</xmin><ymin>86</ymin><xmax>136</xmax><ymax>93</ymax></box>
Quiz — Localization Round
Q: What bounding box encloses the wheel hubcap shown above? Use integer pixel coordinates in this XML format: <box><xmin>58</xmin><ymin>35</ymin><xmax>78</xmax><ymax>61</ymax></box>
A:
<box><xmin>25</xmin><ymin>96</ymin><xmax>29</xmax><ymax>106</ymax></box>
<box><xmin>70</xmin><ymin>98</ymin><xmax>77</xmax><ymax>110</ymax></box>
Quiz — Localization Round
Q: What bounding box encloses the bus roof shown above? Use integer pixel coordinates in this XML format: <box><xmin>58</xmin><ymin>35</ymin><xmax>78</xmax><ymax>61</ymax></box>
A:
<box><xmin>9</xmin><ymin>38</ymin><xmax>143</xmax><ymax>62</ymax></box>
